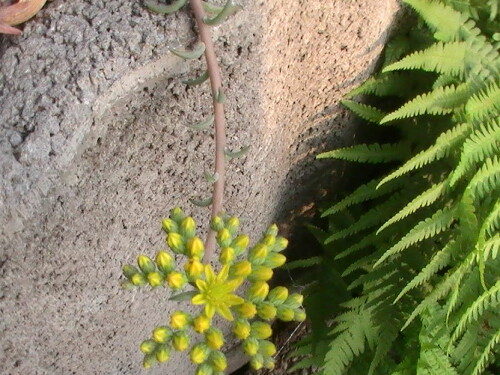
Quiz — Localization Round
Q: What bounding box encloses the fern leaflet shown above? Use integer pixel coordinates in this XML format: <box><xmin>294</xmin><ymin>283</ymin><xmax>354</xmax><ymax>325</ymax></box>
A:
<box><xmin>450</xmin><ymin>279</ymin><xmax>500</xmax><ymax>346</ymax></box>
<box><xmin>465</xmin><ymin>155</ymin><xmax>500</xmax><ymax>201</ymax></box>
<box><xmin>378</xmin><ymin>180</ymin><xmax>449</xmax><ymax>233</ymax></box>
<box><xmin>465</xmin><ymin>82</ymin><xmax>500</xmax><ymax>124</ymax></box>
<box><xmin>317</xmin><ymin>142</ymin><xmax>407</xmax><ymax>164</ymax></box>
<box><xmin>378</xmin><ymin>122</ymin><xmax>471</xmax><ymax>188</ymax></box>
<box><xmin>375</xmin><ymin>206</ymin><xmax>458</xmax><ymax>267</ymax></box>
<box><xmin>395</xmin><ymin>240</ymin><xmax>458</xmax><ymax>303</ymax></box>
<box><xmin>341</xmin><ymin>100</ymin><xmax>387</xmax><ymax>123</ymax></box>
<box><xmin>381</xmin><ymin>83</ymin><xmax>470</xmax><ymax>124</ymax></box>
<box><xmin>403</xmin><ymin>0</ymin><xmax>462</xmax><ymax>42</ymax></box>
<box><xmin>450</xmin><ymin>118</ymin><xmax>500</xmax><ymax>186</ymax></box>
<box><xmin>321</xmin><ymin>178</ymin><xmax>401</xmax><ymax>217</ymax></box>
<box><xmin>345</xmin><ymin>73</ymin><xmax>411</xmax><ymax>98</ymax></box>
<box><xmin>383</xmin><ymin>41</ymin><xmax>467</xmax><ymax>78</ymax></box>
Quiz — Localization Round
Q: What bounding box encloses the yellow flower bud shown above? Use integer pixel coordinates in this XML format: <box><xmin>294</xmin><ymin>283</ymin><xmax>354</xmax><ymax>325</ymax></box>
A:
<box><xmin>248</xmin><ymin>265</ymin><xmax>273</xmax><ymax>282</ymax></box>
<box><xmin>137</xmin><ymin>255</ymin><xmax>156</xmax><ymax>274</ymax></box>
<box><xmin>180</xmin><ymin>216</ymin><xmax>196</xmax><ymax>238</ymax></box>
<box><xmin>250</xmin><ymin>354</ymin><xmax>264</xmax><ymax>370</ymax></box>
<box><xmin>268</xmin><ymin>286</ymin><xmax>288</xmax><ymax>304</ymax></box>
<box><xmin>122</xmin><ymin>264</ymin><xmax>139</xmax><ymax>279</ymax></box>
<box><xmin>143</xmin><ymin>353</ymin><xmax>156</xmax><ymax>369</ymax></box>
<box><xmin>140</xmin><ymin>339</ymin><xmax>157</xmax><ymax>354</ymax></box>
<box><xmin>162</xmin><ymin>218</ymin><xmax>178</xmax><ymax>233</ymax></box>
<box><xmin>195</xmin><ymin>364</ymin><xmax>213</xmax><ymax>375</ymax></box>
<box><xmin>167</xmin><ymin>232</ymin><xmax>185</xmax><ymax>254</ymax></box>
<box><xmin>147</xmin><ymin>271</ymin><xmax>164</xmax><ymax>287</ymax></box>
<box><xmin>155</xmin><ymin>251</ymin><xmax>175</xmax><ymax>273</ymax></box>
<box><xmin>257</xmin><ymin>302</ymin><xmax>277</xmax><ymax>320</ymax></box>
<box><xmin>205</xmin><ymin>327</ymin><xmax>224</xmax><ymax>350</ymax></box>
<box><xmin>234</xmin><ymin>301</ymin><xmax>257</xmax><ymax>319</ymax></box>
<box><xmin>251</xmin><ymin>321</ymin><xmax>272</xmax><ymax>339</ymax></box>
<box><xmin>226</xmin><ymin>216</ymin><xmax>239</xmax><ymax>234</ymax></box>
<box><xmin>166</xmin><ymin>271</ymin><xmax>187</xmax><ymax>289</ymax></box>
<box><xmin>294</xmin><ymin>309</ymin><xmax>307</xmax><ymax>322</ymax></box>
<box><xmin>190</xmin><ymin>343</ymin><xmax>209</xmax><ymax>364</ymax></box>
<box><xmin>217</xmin><ymin>228</ymin><xmax>232</xmax><ymax>247</ymax></box>
<box><xmin>219</xmin><ymin>247</ymin><xmax>235</xmax><ymax>264</ymax></box>
<box><xmin>277</xmin><ymin>307</ymin><xmax>295</xmax><ymax>322</ymax></box>
<box><xmin>263</xmin><ymin>356</ymin><xmax>275</xmax><ymax>369</ymax></box>
<box><xmin>131</xmin><ymin>273</ymin><xmax>147</xmax><ymax>286</ymax></box>
<box><xmin>172</xmin><ymin>331</ymin><xmax>190</xmax><ymax>351</ymax></box>
<box><xmin>265</xmin><ymin>253</ymin><xmax>286</xmax><ymax>268</ymax></box>
<box><xmin>273</xmin><ymin>236</ymin><xmax>288</xmax><ymax>252</ymax></box>
<box><xmin>262</xmin><ymin>234</ymin><xmax>276</xmax><ymax>247</ymax></box>
<box><xmin>170</xmin><ymin>207</ymin><xmax>185</xmax><ymax>222</ymax></box>
<box><xmin>230</xmin><ymin>260</ymin><xmax>252</xmax><ymax>278</ymax></box>
<box><xmin>259</xmin><ymin>340</ymin><xmax>277</xmax><ymax>356</ymax></box>
<box><xmin>155</xmin><ymin>345</ymin><xmax>170</xmax><ymax>363</ymax></box>
<box><xmin>248</xmin><ymin>244</ymin><xmax>268</xmax><ymax>265</ymax></box>
<box><xmin>266</xmin><ymin>224</ymin><xmax>279</xmax><ymax>237</ymax></box>
<box><xmin>210</xmin><ymin>216</ymin><xmax>224</xmax><ymax>231</ymax></box>
<box><xmin>231</xmin><ymin>234</ymin><xmax>250</xmax><ymax>253</ymax></box>
<box><xmin>232</xmin><ymin>318</ymin><xmax>251</xmax><ymax>339</ymax></box>
<box><xmin>193</xmin><ymin>314</ymin><xmax>211</xmax><ymax>333</ymax></box>
<box><xmin>246</xmin><ymin>281</ymin><xmax>269</xmax><ymax>302</ymax></box>
<box><xmin>186</xmin><ymin>237</ymin><xmax>204</xmax><ymax>259</ymax></box>
<box><xmin>286</xmin><ymin>293</ymin><xmax>304</xmax><ymax>309</ymax></box>
<box><xmin>209</xmin><ymin>351</ymin><xmax>227</xmax><ymax>372</ymax></box>
<box><xmin>152</xmin><ymin>326</ymin><xmax>171</xmax><ymax>343</ymax></box>
<box><xmin>242</xmin><ymin>337</ymin><xmax>259</xmax><ymax>356</ymax></box>
<box><xmin>184</xmin><ymin>258</ymin><xmax>204</xmax><ymax>281</ymax></box>
<box><xmin>170</xmin><ymin>311</ymin><xmax>191</xmax><ymax>330</ymax></box>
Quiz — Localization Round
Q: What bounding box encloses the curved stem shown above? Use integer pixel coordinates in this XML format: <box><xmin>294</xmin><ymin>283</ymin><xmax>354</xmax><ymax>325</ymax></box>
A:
<box><xmin>190</xmin><ymin>0</ymin><xmax>226</xmax><ymax>263</ymax></box>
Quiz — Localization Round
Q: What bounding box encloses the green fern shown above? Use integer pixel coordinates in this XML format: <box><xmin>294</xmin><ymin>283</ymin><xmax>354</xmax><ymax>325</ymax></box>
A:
<box><xmin>293</xmin><ymin>2</ymin><xmax>500</xmax><ymax>375</ymax></box>
<box><xmin>380</xmin><ymin>84</ymin><xmax>470</xmax><ymax>123</ymax></box>
<box><xmin>378</xmin><ymin>122</ymin><xmax>471</xmax><ymax>188</ymax></box>
<box><xmin>383</xmin><ymin>41</ymin><xmax>467</xmax><ymax>78</ymax></box>
<box><xmin>450</xmin><ymin>119</ymin><xmax>500</xmax><ymax>185</ymax></box>
<box><xmin>340</xmin><ymin>100</ymin><xmax>387</xmax><ymax>123</ymax></box>
<box><xmin>317</xmin><ymin>143</ymin><xmax>408</xmax><ymax>164</ymax></box>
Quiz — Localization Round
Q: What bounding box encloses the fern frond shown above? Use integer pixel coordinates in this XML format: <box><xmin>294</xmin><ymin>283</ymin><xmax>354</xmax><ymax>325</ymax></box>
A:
<box><xmin>395</xmin><ymin>240</ymin><xmax>458</xmax><ymax>302</ymax></box>
<box><xmin>345</xmin><ymin>73</ymin><xmax>411</xmax><ymax>98</ymax></box>
<box><xmin>381</xmin><ymin>84</ymin><xmax>470</xmax><ymax>123</ymax></box>
<box><xmin>378</xmin><ymin>180</ymin><xmax>449</xmax><ymax>233</ymax></box>
<box><xmin>450</xmin><ymin>279</ymin><xmax>500</xmax><ymax>346</ymax></box>
<box><xmin>403</xmin><ymin>251</ymin><xmax>476</xmax><ymax>330</ymax></box>
<box><xmin>322</xmin><ymin>178</ymin><xmax>401</xmax><ymax>217</ymax></box>
<box><xmin>378</xmin><ymin>122</ymin><xmax>471</xmax><ymax>187</ymax></box>
<box><xmin>325</xmin><ymin>308</ymin><xmax>372</xmax><ymax>375</ymax></box>
<box><xmin>342</xmin><ymin>252</ymin><xmax>381</xmax><ymax>277</ymax></box>
<box><xmin>368</xmin><ymin>310</ymin><xmax>401</xmax><ymax>375</ymax></box>
<box><xmin>450</xmin><ymin>119</ymin><xmax>500</xmax><ymax>186</ymax></box>
<box><xmin>465</xmin><ymin>82</ymin><xmax>500</xmax><ymax>124</ymax></box>
<box><xmin>383</xmin><ymin>41</ymin><xmax>467</xmax><ymax>78</ymax></box>
<box><xmin>341</xmin><ymin>100</ymin><xmax>387</xmax><ymax>123</ymax></box>
<box><xmin>325</xmin><ymin>195</ymin><xmax>402</xmax><ymax>244</ymax></box>
<box><xmin>317</xmin><ymin>142</ymin><xmax>408</xmax><ymax>163</ymax></box>
<box><xmin>465</xmin><ymin>155</ymin><xmax>500</xmax><ymax>201</ymax></box>
<box><xmin>403</xmin><ymin>0</ymin><xmax>462</xmax><ymax>42</ymax></box>
<box><xmin>375</xmin><ymin>206</ymin><xmax>458</xmax><ymax>267</ymax></box>
<box><xmin>470</xmin><ymin>328</ymin><xmax>500</xmax><ymax>375</ymax></box>
<box><xmin>284</xmin><ymin>256</ymin><xmax>322</xmax><ymax>270</ymax></box>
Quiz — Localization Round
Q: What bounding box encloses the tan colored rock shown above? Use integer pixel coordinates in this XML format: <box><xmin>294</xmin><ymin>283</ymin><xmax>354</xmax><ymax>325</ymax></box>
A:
<box><xmin>0</xmin><ymin>0</ymin><xmax>399</xmax><ymax>374</ymax></box>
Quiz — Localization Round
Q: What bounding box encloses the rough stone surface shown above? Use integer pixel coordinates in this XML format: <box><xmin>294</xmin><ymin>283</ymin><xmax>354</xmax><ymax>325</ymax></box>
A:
<box><xmin>0</xmin><ymin>0</ymin><xmax>400</xmax><ymax>374</ymax></box>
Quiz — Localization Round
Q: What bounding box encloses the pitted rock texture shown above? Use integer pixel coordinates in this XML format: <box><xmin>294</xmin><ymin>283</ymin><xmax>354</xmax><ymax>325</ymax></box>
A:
<box><xmin>0</xmin><ymin>0</ymin><xmax>399</xmax><ymax>374</ymax></box>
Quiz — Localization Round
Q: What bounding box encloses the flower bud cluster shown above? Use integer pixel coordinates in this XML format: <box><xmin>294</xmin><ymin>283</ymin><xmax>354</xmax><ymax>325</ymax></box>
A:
<box><xmin>121</xmin><ymin>209</ymin><xmax>305</xmax><ymax>372</ymax></box>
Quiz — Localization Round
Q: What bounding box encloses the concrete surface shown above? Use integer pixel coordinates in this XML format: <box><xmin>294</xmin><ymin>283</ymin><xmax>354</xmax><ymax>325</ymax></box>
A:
<box><xmin>0</xmin><ymin>0</ymin><xmax>400</xmax><ymax>374</ymax></box>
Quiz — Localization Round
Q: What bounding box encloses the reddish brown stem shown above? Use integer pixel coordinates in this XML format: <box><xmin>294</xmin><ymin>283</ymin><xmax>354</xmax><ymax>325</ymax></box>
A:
<box><xmin>189</xmin><ymin>0</ymin><xmax>226</xmax><ymax>263</ymax></box>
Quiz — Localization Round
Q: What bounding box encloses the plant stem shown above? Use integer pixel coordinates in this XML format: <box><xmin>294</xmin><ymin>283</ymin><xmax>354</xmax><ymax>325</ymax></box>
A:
<box><xmin>190</xmin><ymin>0</ymin><xmax>226</xmax><ymax>263</ymax></box>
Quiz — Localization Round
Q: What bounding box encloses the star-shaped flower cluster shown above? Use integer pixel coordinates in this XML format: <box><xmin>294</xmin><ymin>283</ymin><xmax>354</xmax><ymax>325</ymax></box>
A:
<box><xmin>121</xmin><ymin>208</ymin><xmax>306</xmax><ymax>373</ymax></box>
